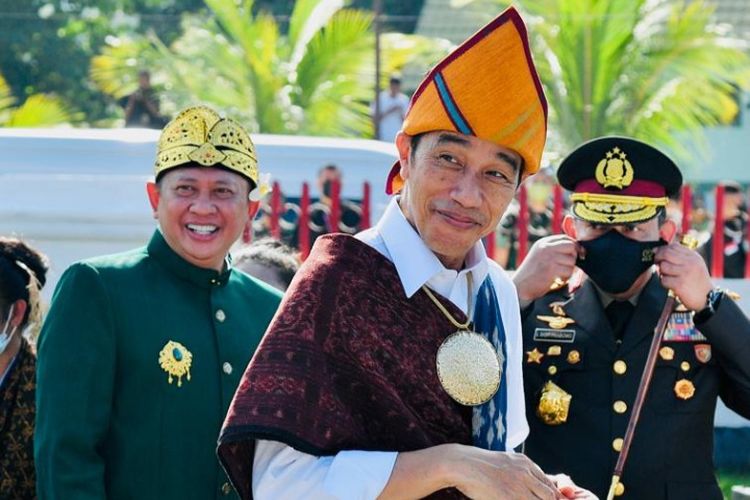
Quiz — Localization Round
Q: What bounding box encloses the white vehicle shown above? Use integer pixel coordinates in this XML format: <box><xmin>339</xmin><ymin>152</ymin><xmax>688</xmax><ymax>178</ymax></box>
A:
<box><xmin>0</xmin><ymin>128</ymin><xmax>397</xmax><ymax>296</ymax></box>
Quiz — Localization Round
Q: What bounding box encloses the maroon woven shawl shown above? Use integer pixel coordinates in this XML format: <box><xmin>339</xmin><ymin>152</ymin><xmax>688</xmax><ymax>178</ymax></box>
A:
<box><xmin>217</xmin><ymin>234</ymin><xmax>472</xmax><ymax>499</ymax></box>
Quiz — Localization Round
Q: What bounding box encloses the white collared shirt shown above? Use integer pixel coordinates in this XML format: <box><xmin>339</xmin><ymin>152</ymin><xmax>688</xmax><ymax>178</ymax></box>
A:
<box><xmin>252</xmin><ymin>198</ymin><xmax>528</xmax><ymax>500</ymax></box>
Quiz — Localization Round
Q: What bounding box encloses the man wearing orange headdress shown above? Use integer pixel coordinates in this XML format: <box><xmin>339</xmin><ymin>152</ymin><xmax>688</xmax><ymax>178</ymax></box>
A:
<box><xmin>218</xmin><ymin>7</ymin><xmax>592</xmax><ymax>500</ymax></box>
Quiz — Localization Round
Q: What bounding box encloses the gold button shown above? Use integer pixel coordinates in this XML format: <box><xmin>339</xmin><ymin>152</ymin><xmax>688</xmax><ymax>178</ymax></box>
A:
<box><xmin>681</xmin><ymin>361</ymin><xmax>691</xmax><ymax>372</ymax></box>
<box><xmin>613</xmin><ymin>400</ymin><xmax>628</xmax><ymax>414</ymax></box>
<box><xmin>612</xmin><ymin>438</ymin><xmax>623</xmax><ymax>452</ymax></box>
<box><xmin>548</xmin><ymin>365</ymin><xmax>558</xmax><ymax>375</ymax></box>
<box><xmin>567</xmin><ymin>350</ymin><xmax>581</xmax><ymax>364</ymax></box>
<box><xmin>215</xmin><ymin>309</ymin><xmax>226</xmax><ymax>322</ymax></box>
<box><xmin>613</xmin><ymin>360</ymin><xmax>627</xmax><ymax>375</ymax></box>
<box><xmin>222</xmin><ymin>362</ymin><xmax>233</xmax><ymax>375</ymax></box>
<box><xmin>221</xmin><ymin>482</ymin><xmax>233</xmax><ymax>495</ymax></box>
<box><xmin>615</xmin><ymin>482</ymin><xmax>625</xmax><ymax>496</ymax></box>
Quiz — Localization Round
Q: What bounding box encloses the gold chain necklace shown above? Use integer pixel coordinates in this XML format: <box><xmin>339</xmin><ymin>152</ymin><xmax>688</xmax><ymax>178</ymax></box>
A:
<box><xmin>422</xmin><ymin>288</ymin><xmax>471</xmax><ymax>331</ymax></box>
<box><xmin>421</xmin><ymin>276</ymin><xmax>472</xmax><ymax>330</ymax></box>
<box><xmin>425</xmin><ymin>272</ymin><xmax>502</xmax><ymax>407</ymax></box>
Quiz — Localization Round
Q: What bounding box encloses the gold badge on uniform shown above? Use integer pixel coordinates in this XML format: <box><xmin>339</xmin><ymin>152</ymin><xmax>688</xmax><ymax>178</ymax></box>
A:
<box><xmin>526</xmin><ymin>348</ymin><xmax>544</xmax><ymax>364</ymax></box>
<box><xmin>595</xmin><ymin>147</ymin><xmax>634</xmax><ymax>189</ymax></box>
<box><xmin>159</xmin><ymin>340</ymin><xmax>193</xmax><ymax>387</ymax></box>
<box><xmin>538</xmin><ymin>301</ymin><xmax>577</xmax><ymax>330</ymax></box>
<box><xmin>674</xmin><ymin>379</ymin><xmax>695</xmax><ymax>400</ymax></box>
<box><xmin>547</xmin><ymin>345</ymin><xmax>562</xmax><ymax>356</ymax></box>
<box><xmin>694</xmin><ymin>344</ymin><xmax>712</xmax><ymax>364</ymax></box>
<box><xmin>537</xmin><ymin>315</ymin><xmax>576</xmax><ymax>329</ymax></box>
<box><xmin>659</xmin><ymin>346</ymin><xmax>674</xmax><ymax>361</ymax></box>
<box><xmin>550</xmin><ymin>301</ymin><xmax>569</xmax><ymax>317</ymax></box>
<box><xmin>537</xmin><ymin>380</ymin><xmax>572</xmax><ymax>425</ymax></box>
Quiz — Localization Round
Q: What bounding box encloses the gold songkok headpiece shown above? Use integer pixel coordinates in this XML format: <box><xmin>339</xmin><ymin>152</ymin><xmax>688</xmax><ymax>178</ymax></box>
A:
<box><xmin>155</xmin><ymin>106</ymin><xmax>258</xmax><ymax>186</ymax></box>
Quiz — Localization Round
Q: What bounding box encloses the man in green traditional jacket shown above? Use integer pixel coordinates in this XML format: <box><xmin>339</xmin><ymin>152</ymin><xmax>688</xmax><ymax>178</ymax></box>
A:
<box><xmin>35</xmin><ymin>106</ymin><xmax>282</xmax><ymax>500</ymax></box>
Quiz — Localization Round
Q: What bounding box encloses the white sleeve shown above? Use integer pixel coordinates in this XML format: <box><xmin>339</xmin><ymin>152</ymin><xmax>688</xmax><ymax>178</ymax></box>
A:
<box><xmin>252</xmin><ymin>439</ymin><xmax>398</xmax><ymax>500</ymax></box>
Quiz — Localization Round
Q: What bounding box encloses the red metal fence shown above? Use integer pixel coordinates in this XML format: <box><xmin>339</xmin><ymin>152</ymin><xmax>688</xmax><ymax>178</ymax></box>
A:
<box><xmin>253</xmin><ymin>180</ymin><xmax>746</xmax><ymax>278</ymax></box>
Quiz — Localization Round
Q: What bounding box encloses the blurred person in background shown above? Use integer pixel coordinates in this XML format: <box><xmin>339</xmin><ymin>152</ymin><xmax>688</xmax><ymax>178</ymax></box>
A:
<box><xmin>290</xmin><ymin>164</ymin><xmax>362</xmax><ymax>250</ymax></box>
<box><xmin>234</xmin><ymin>238</ymin><xmax>300</xmax><ymax>291</ymax></box>
<box><xmin>372</xmin><ymin>75</ymin><xmax>410</xmax><ymax>142</ymax></box>
<box><xmin>35</xmin><ymin>106</ymin><xmax>281</xmax><ymax>499</ymax></box>
<box><xmin>700</xmin><ymin>180</ymin><xmax>748</xmax><ymax>277</ymax></box>
<box><xmin>495</xmin><ymin>166</ymin><xmax>556</xmax><ymax>269</ymax></box>
<box><xmin>0</xmin><ymin>237</ymin><xmax>48</xmax><ymax>499</ymax></box>
<box><xmin>120</xmin><ymin>70</ymin><xmax>166</xmax><ymax>128</ymax></box>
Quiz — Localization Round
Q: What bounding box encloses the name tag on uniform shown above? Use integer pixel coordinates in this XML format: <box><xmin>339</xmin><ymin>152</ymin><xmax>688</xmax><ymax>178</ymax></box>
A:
<box><xmin>663</xmin><ymin>311</ymin><xmax>707</xmax><ymax>342</ymax></box>
<box><xmin>534</xmin><ymin>328</ymin><xmax>576</xmax><ymax>343</ymax></box>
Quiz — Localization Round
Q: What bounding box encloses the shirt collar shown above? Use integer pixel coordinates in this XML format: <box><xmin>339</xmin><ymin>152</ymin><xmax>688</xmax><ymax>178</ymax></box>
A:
<box><xmin>591</xmin><ymin>274</ymin><xmax>647</xmax><ymax>308</ymax></box>
<box><xmin>376</xmin><ymin>198</ymin><xmax>489</xmax><ymax>299</ymax></box>
<box><xmin>147</xmin><ymin>230</ymin><xmax>232</xmax><ymax>289</ymax></box>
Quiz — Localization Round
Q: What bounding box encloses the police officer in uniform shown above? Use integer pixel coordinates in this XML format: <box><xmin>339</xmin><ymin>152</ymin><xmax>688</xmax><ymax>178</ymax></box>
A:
<box><xmin>35</xmin><ymin>106</ymin><xmax>282</xmax><ymax>499</ymax></box>
<box><xmin>513</xmin><ymin>136</ymin><xmax>750</xmax><ymax>499</ymax></box>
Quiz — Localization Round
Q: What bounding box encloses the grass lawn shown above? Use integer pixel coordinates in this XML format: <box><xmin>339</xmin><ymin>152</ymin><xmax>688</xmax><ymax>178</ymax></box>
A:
<box><xmin>718</xmin><ymin>470</ymin><xmax>750</xmax><ymax>499</ymax></box>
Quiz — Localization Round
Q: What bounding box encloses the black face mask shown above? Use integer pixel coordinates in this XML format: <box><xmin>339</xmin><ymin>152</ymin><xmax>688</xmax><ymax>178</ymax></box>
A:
<box><xmin>322</xmin><ymin>180</ymin><xmax>333</xmax><ymax>198</ymax></box>
<box><xmin>576</xmin><ymin>230</ymin><xmax>666</xmax><ymax>294</ymax></box>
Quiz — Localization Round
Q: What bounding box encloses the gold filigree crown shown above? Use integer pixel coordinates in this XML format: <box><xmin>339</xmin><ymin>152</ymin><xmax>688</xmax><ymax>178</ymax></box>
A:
<box><xmin>154</xmin><ymin>106</ymin><xmax>258</xmax><ymax>186</ymax></box>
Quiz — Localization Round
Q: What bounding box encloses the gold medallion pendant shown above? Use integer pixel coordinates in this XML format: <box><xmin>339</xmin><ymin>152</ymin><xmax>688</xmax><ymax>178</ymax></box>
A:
<box><xmin>436</xmin><ymin>330</ymin><xmax>502</xmax><ymax>406</ymax></box>
<box><xmin>159</xmin><ymin>340</ymin><xmax>193</xmax><ymax>387</ymax></box>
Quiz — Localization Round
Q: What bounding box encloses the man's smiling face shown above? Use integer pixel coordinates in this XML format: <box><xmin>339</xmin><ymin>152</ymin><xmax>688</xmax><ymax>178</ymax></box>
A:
<box><xmin>147</xmin><ymin>166</ymin><xmax>253</xmax><ymax>271</ymax></box>
<box><xmin>397</xmin><ymin>131</ymin><xmax>521</xmax><ymax>269</ymax></box>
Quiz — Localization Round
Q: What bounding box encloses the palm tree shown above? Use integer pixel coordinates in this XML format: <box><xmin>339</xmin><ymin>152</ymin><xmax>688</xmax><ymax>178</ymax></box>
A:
<box><xmin>91</xmin><ymin>0</ymin><xmax>441</xmax><ymax>137</ymax></box>
<box><xmin>455</xmin><ymin>0</ymin><xmax>750</xmax><ymax>161</ymax></box>
<box><xmin>0</xmin><ymin>74</ymin><xmax>77</xmax><ymax>127</ymax></box>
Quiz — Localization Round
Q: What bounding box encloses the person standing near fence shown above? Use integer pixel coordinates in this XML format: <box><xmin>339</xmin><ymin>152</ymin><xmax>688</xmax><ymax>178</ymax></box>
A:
<box><xmin>290</xmin><ymin>164</ymin><xmax>362</xmax><ymax>250</ymax></box>
<box><xmin>372</xmin><ymin>75</ymin><xmax>410</xmax><ymax>142</ymax></box>
<box><xmin>35</xmin><ymin>106</ymin><xmax>282</xmax><ymax>499</ymax></box>
<box><xmin>119</xmin><ymin>70</ymin><xmax>167</xmax><ymax>128</ymax></box>
<box><xmin>513</xmin><ymin>136</ymin><xmax>750</xmax><ymax>499</ymax></box>
<box><xmin>700</xmin><ymin>180</ymin><xmax>748</xmax><ymax>278</ymax></box>
<box><xmin>495</xmin><ymin>166</ymin><xmax>556</xmax><ymax>269</ymax></box>
<box><xmin>218</xmin><ymin>7</ymin><xmax>594</xmax><ymax>499</ymax></box>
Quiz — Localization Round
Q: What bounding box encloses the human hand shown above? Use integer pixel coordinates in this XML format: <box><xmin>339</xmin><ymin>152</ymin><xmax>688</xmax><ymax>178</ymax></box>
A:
<box><xmin>445</xmin><ymin>446</ymin><xmax>559</xmax><ymax>500</ymax></box>
<box><xmin>513</xmin><ymin>235</ymin><xmax>581</xmax><ymax>304</ymax></box>
<box><xmin>549</xmin><ymin>474</ymin><xmax>599</xmax><ymax>499</ymax></box>
<box><xmin>654</xmin><ymin>243</ymin><xmax>713</xmax><ymax>311</ymax></box>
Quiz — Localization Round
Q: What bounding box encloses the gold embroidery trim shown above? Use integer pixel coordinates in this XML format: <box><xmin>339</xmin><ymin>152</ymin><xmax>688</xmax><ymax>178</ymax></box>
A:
<box><xmin>570</xmin><ymin>193</ymin><xmax>668</xmax><ymax>206</ymax></box>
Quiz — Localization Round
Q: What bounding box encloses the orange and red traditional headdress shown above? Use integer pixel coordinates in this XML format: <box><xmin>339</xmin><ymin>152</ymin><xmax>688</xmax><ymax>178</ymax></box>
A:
<box><xmin>387</xmin><ymin>6</ymin><xmax>548</xmax><ymax>194</ymax></box>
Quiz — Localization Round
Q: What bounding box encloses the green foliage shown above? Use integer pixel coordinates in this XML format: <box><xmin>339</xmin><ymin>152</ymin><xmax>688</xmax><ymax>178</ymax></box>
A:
<box><xmin>0</xmin><ymin>73</ymin><xmax>77</xmax><ymax>126</ymax></box>
<box><xmin>0</xmin><ymin>0</ymin><xmax>205</xmax><ymax>126</ymax></box>
<box><xmin>463</xmin><ymin>0</ymin><xmax>750</xmax><ymax>163</ymax></box>
<box><xmin>717</xmin><ymin>470</ymin><xmax>750</xmax><ymax>499</ymax></box>
<box><xmin>91</xmin><ymin>0</ymin><xmax>436</xmax><ymax>137</ymax></box>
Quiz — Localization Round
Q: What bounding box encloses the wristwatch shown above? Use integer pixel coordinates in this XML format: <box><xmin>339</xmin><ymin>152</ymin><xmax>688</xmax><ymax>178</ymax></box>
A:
<box><xmin>693</xmin><ymin>288</ymin><xmax>723</xmax><ymax>324</ymax></box>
